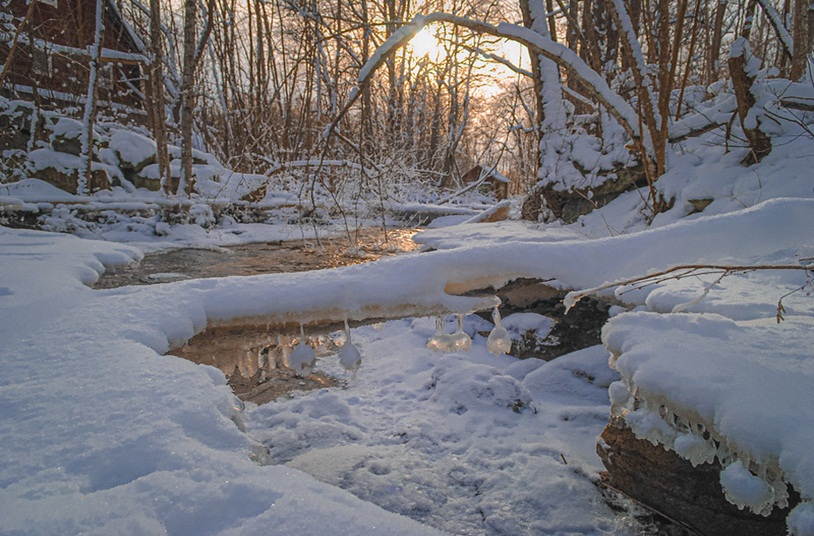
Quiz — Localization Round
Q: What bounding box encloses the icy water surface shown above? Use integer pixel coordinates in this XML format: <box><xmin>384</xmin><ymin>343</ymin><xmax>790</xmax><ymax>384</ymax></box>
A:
<box><xmin>101</xmin><ymin>226</ymin><xmax>419</xmax><ymax>403</ymax></box>
<box><xmin>95</xmin><ymin>226</ymin><xmax>419</xmax><ymax>289</ymax></box>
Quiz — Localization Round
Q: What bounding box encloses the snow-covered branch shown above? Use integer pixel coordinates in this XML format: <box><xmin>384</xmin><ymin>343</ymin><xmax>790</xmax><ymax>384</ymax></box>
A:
<box><xmin>325</xmin><ymin>12</ymin><xmax>644</xmax><ymax>148</ymax></box>
<box><xmin>564</xmin><ymin>263</ymin><xmax>814</xmax><ymax>314</ymax></box>
<box><xmin>754</xmin><ymin>0</ymin><xmax>794</xmax><ymax>59</ymax></box>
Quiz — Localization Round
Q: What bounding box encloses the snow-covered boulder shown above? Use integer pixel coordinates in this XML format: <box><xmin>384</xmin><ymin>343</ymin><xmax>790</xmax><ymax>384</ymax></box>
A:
<box><xmin>110</xmin><ymin>129</ymin><xmax>157</xmax><ymax>173</ymax></box>
<box><xmin>50</xmin><ymin>117</ymin><xmax>87</xmax><ymax>156</ymax></box>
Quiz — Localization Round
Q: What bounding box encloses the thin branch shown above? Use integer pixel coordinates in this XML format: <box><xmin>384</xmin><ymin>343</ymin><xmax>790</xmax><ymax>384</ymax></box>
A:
<box><xmin>564</xmin><ymin>263</ymin><xmax>814</xmax><ymax>313</ymax></box>
<box><xmin>0</xmin><ymin>0</ymin><xmax>37</xmax><ymax>88</ymax></box>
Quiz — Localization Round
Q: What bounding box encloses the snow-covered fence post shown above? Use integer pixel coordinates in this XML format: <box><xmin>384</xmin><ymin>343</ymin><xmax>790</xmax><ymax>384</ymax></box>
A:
<box><xmin>79</xmin><ymin>0</ymin><xmax>106</xmax><ymax>195</ymax></box>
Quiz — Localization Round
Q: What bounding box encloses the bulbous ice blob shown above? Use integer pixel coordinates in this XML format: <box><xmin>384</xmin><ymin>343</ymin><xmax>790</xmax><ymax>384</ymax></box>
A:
<box><xmin>289</xmin><ymin>324</ymin><xmax>316</xmax><ymax>376</ymax></box>
<box><xmin>720</xmin><ymin>460</ymin><xmax>776</xmax><ymax>516</ymax></box>
<box><xmin>449</xmin><ymin>314</ymin><xmax>472</xmax><ymax>352</ymax></box>
<box><xmin>487</xmin><ymin>307</ymin><xmax>512</xmax><ymax>355</ymax></box>
<box><xmin>426</xmin><ymin>316</ymin><xmax>454</xmax><ymax>352</ymax></box>
<box><xmin>339</xmin><ymin>343</ymin><xmax>362</xmax><ymax>372</ymax></box>
<box><xmin>487</xmin><ymin>327</ymin><xmax>511</xmax><ymax>355</ymax></box>
<box><xmin>339</xmin><ymin>318</ymin><xmax>362</xmax><ymax>373</ymax></box>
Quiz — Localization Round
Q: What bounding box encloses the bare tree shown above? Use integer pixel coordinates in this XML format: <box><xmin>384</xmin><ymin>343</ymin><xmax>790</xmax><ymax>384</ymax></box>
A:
<box><xmin>148</xmin><ymin>0</ymin><xmax>172</xmax><ymax>195</ymax></box>
<box><xmin>79</xmin><ymin>0</ymin><xmax>105</xmax><ymax>195</ymax></box>
<box><xmin>178</xmin><ymin>0</ymin><xmax>214</xmax><ymax>196</ymax></box>
<box><xmin>790</xmin><ymin>0</ymin><xmax>810</xmax><ymax>79</ymax></box>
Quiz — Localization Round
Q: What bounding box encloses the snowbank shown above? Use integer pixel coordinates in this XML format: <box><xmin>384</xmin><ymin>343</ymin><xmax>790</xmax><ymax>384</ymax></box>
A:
<box><xmin>3</xmin><ymin>195</ymin><xmax>813</xmax><ymax>533</ymax></box>
<box><xmin>0</xmin><ymin>227</ymin><xmax>442</xmax><ymax>535</ymax></box>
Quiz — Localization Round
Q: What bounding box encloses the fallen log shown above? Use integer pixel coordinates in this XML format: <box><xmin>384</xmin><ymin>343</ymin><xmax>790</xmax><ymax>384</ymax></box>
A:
<box><xmin>597</xmin><ymin>417</ymin><xmax>798</xmax><ymax>536</ymax></box>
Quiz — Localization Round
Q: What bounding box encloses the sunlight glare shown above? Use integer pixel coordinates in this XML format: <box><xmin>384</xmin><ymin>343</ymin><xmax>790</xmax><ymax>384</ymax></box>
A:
<box><xmin>409</xmin><ymin>27</ymin><xmax>441</xmax><ymax>59</ymax></box>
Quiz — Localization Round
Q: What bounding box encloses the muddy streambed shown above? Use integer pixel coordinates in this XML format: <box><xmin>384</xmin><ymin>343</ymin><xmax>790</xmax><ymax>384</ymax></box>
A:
<box><xmin>95</xmin><ymin>227</ymin><xmax>420</xmax><ymax>289</ymax></box>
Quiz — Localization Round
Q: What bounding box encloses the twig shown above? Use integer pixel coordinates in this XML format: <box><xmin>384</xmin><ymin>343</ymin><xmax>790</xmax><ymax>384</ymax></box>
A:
<box><xmin>564</xmin><ymin>263</ymin><xmax>814</xmax><ymax>313</ymax></box>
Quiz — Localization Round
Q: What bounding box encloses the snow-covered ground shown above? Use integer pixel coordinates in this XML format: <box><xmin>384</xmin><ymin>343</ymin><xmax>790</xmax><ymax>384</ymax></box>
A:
<box><xmin>2</xmin><ymin>103</ymin><xmax>814</xmax><ymax>535</ymax></box>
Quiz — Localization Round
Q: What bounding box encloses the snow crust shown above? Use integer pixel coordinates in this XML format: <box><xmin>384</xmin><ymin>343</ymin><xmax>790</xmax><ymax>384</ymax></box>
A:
<box><xmin>413</xmin><ymin>115</ymin><xmax>814</xmax><ymax>532</ymax></box>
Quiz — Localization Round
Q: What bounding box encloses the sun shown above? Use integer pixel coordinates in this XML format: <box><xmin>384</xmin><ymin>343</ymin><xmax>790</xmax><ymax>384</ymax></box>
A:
<box><xmin>408</xmin><ymin>26</ymin><xmax>443</xmax><ymax>61</ymax></box>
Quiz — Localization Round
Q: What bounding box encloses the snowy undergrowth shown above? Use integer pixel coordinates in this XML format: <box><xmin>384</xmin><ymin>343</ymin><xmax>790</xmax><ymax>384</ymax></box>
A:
<box><xmin>413</xmin><ymin>114</ymin><xmax>814</xmax><ymax>533</ymax></box>
<box><xmin>3</xmin><ymin>88</ymin><xmax>814</xmax><ymax>535</ymax></box>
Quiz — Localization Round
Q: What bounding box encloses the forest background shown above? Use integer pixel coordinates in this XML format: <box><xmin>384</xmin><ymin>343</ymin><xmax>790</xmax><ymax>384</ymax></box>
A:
<box><xmin>4</xmin><ymin>0</ymin><xmax>812</xmax><ymax>220</ymax></box>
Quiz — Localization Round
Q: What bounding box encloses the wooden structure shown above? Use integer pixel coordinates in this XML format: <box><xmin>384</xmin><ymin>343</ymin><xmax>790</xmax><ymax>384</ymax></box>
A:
<box><xmin>461</xmin><ymin>165</ymin><xmax>510</xmax><ymax>200</ymax></box>
<box><xmin>1</xmin><ymin>0</ymin><xmax>146</xmax><ymax>108</ymax></box>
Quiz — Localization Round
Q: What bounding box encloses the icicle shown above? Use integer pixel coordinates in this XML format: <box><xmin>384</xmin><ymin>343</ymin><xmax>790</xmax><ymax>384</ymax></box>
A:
<box><xmin>449</xmin><ymin>314</ymin><xmax>472</xmax><ymax>352</ymax></box>
<box><xmin>339</xmin><ymin>317</ymin><xmax>362</xmax><ymax>376</ymax></box>
<box><xmin>278</xmin><ymin>334</ymin><xmax>293</xmax><ymax>369</ymax></box>
<box><xmin>288</xmin><ymin>324</ymin><xmax>316</xmax><ymax>377</ymax></box>
<box><xmin>486</xmin><ymin>307</ymin><xmax>512</xmax><ymax>356</ymax></box>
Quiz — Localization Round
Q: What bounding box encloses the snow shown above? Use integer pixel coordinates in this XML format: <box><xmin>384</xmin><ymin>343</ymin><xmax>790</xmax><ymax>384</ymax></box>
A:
<box><xmin>5</xmin><ymin>184</ymin><xmax>814</xmax><ymax>533</ymax></box>
<box><xmin>110</xmin><ymin>129</ymin><xmax>157</xmax><ymax>168</ymax></box>
<box><xmin>0</xmin><ymin>228</ymin><xmax>444</xmax><ymax>536</ymax></box>
<box><xmin>3</xmin><ymin>74</ymin><xmax>814</xmax><ymax>535</ymax></box>
<box><xmin>720</xmin><ymin>460</ymin><xmax>776</xmax><ymax>514</ymax></box>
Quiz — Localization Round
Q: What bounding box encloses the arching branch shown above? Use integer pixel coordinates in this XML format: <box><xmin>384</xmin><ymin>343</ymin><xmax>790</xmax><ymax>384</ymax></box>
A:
<box><xmin>754</xmin><ymin>0</ymin><xmax>794</xmax><ymax>59</ymax></box>
<box><xmin>323</xmin><ymin>12</ymin><xmax>645</xmax><ymax>155</ymax></box>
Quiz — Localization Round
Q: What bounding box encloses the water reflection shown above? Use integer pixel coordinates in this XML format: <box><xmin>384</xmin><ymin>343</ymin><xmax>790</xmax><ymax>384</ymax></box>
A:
<box><xmin>175</xmin><ymin>329</ymin><xmax>343</xmax><ymax>380</ymax></box>
<box><xmin>172</xmin><ymin>326</ymin><xmax>346</xmax><ymax>404</ymax></box>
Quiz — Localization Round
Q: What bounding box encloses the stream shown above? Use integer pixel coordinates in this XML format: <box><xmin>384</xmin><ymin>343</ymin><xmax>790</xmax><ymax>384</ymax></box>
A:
<box><xmin>95</xmin><ymin>225</ymin><xmax>610</xmax><ymax>406</ymax></box>
<box><xmin>94</xmin><ymin>226</ymin><xmax>420</xmax><ymax>288</ymax></box>
<box><xmin>96</xmin><ymin>226</ymin><xmax>420</xmax><ymax>403</ymax></box>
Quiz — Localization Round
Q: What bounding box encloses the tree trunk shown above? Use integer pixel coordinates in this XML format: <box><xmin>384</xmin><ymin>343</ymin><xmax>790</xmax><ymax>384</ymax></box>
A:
<box><xmin>608</xmin><ymin>0</ymin><xmax>663</xmax><ymax>180</ymax></box>
<box><xmin>729</xmin><ymin>38</ymin><xmax>772</xmax><ymax>164</ymax></box>
<box><xmin>519</xmin><ymin>0</ymin><xmax>544</xmax><ymax>174</ymax></box>
<box><xmin>708</xmin><ymin>0</ymin><xmax>727</xmax><ymax>85</ymax></box>
<box><xmin>598</xmin><ymin>418</ymin><xmax>796</xmax><ymax>536</ymax></box>
<box><xmin>741</xmin><ymin>0</ymin><xmax>758</xmax><ymax>39</ymax></box>
<box><xmin>790</xmin><ymin>0</ymin><xmax>810</xmax><ymax>80</ymax></box>
<box><xmin>179</xmin><ymin>0</ymin><xmax>197</xmax><ymax>196</ymax></box>
<box><xmin>149</xmin><ymin>0</ymin><xmax>172</xmax><ymax>196</ymax></box>
<box><xmin>80</xmin><ymin>0</ymin><xmax>105</xmax><ymax>195</ymax></box>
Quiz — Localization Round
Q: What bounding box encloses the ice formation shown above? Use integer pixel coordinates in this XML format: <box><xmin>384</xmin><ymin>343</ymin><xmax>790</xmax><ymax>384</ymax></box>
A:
<box><xmin>338</xmin><ymin>318</ymin><xmax>362</xmax><ymax>374</ymax></box>
<box><xmin>288</xmin><ymin>324</ymin><xmax>316</xmax><ymax>376</ymax></box>
<box><xmin>426</xmin><ymin>316</ymin><xmax>454</xmax><ymax>352</ymax></box>
<box><xmin>607</xmin><ymin>350</ymin><xmax>791</xmax><ymax>518</ymax></box>
<box><xmin>425</xmin><ymin>315</ymin><xmax>473</xmax><ymax>353</ymax></box>
<box><xmin>449</xmin><ymin>314</ymin><xmax>472</xmax><ymax>352</ymax></box>
<box><xmin>486</xmin><ymin>307</ymin><xmax>512</xmax><ymax>356</ymax></box>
